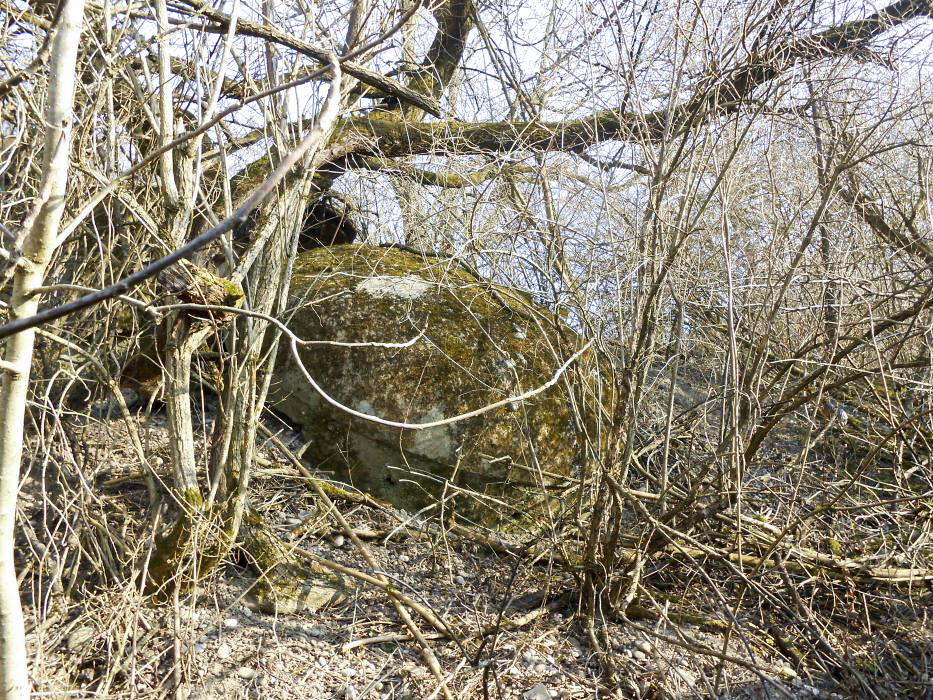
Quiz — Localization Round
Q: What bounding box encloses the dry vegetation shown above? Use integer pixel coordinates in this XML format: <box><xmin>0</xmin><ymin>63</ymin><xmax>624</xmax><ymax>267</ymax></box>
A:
<box><xmin>1</xmin><ymin>0</ymin><xmax>933</xmax><ymax>697</ymax></box>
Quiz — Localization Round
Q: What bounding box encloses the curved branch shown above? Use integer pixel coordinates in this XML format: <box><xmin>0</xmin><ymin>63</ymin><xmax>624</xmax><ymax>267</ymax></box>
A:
<box><xmin>705</xmin><ymin>0</ymin><xmax>933</xmax><ymax>106</ymax></box>
<box><xmin>336</xmin><ymin>0</ymin><xmax>931</xmax><ymax>157</ymax></box>
<box><xmin>289</xmin><ymin>336</ymin><xmax>593</xmax><ymax>431</ymax></box>
<box><xmin>141</xmin><ymin>300</ymin><xmax>593</xmax><ymax>429</ymax></box>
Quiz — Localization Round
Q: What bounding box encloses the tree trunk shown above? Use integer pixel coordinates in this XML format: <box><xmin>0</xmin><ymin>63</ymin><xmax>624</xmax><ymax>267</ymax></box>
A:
<box><xmin>0</xmin><ymin>0</ymin><xmax>85</xmax><ymax>696</ymax></box>
<box><xmin>213</xmin><ymin>175</ymin><xmax>311</xmax><ymax>546</ymax></box>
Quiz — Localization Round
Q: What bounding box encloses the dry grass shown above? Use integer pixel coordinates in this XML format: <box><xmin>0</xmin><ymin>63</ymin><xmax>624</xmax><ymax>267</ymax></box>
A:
<box><xmin>16</xmin><ymin>385</ymin><xmax>933</xmax><ymax>700</ymax></box>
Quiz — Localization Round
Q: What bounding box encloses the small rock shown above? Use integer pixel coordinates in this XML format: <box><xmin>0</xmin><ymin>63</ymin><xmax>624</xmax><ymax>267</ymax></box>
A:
<box><xmin>632</xmin><ymin>649</ymin><xmax>646</xmax><ymax>661</ymax></box>
<box><xmin>341</xmin><ymin>684</ymin><xmax>358</xmax><ymax>699</ymax></box>
<box><xmin>66</xmin><ymin>626</ymin><xmax>96</xmax><ymax>652</ymax></box>
<box><xmin>333</xmin><ymin>534</ymin><xmax>345</xmax><ymax>547</ymax></box>
<box><xmin>635</xmin><ymin>640</ymin><xmax>652</xmax><ymax>654</ymax></box>
<box><xmin>237</xmin><ymin>666</ymin><xmax>256</xmax><ymax>680</ymax></box>
<box><xmin>223</xmin><ymin>617</ymin><xmax>239</xmax><ymax>629</ymax></box>
<box><xmin>194</xmin><ymin>642</ymin><xmax>206</xmax><ymax>654</ymax></box>
<box><xmin>211</xmin><ymin>663</ymin><xmax>223</xmax><ymax>675</ymax></box>
<box><xmin>454</xmin><ymin>575</ymin><xmax>466</xmax><ymax>586</ymax></box>
<box><xmin>345</xmin><ymin>667</ymin><xmax>357</xmax><ymax>678</ymax></box>
<box><xmin>521</xmin><ymin>650</ymin><xmax>537</xmax><ymax>665</ymax></box>
<box><xmin>523</xmin><ymin>683</ymin><xmax>552</xmax><ymax>700</ymax></box>
<box><xmin>217</xmin><ymin>643</ymin><xmax>231</xmax><ymax>660</ymax></box>
<box><xmin>399</xmin><ymin>554</ymin><xmax>410</xmax><ymax>563</ymax></box>
<box><xmin>533</xmin><ymin>662</ymin><xmax>548</xmax><ymax>674</ymax></box>
<box><xmin>671</xmin><ymin>666</ymin><xmax>697</xmax><ymax>686</ymax></box>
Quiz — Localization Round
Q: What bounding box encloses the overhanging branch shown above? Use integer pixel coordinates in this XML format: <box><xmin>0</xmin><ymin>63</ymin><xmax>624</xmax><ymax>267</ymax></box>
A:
<box><xmin>334</xmin><ymin>0</ymin><xmax>931</xmax><ymax>159</ymax></box>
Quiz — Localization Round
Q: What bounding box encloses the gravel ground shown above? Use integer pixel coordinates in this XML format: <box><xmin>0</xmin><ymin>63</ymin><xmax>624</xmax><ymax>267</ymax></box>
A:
<box><xmin>19</xmin><ymin>404</ymin><xmax>930</xmax><ymax>699</ymax></box>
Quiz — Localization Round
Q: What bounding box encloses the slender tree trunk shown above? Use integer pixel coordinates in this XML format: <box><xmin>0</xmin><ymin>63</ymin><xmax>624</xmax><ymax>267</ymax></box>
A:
<box><xmin>214</xmin><ymin>177</ymin><xmax>310</xmax><ymax>540</ymax></box>
<box><xmin>165</xmin><ymin>321</ymin><xmax>213</xmax><ymax>508</ymax></box>
<box><xmin>143</xmin><ymin>56</ymin><xmax>343</xmax><ymax>593</ymax></box>
<box><xmin>0</xmin><ymin>0</ymin><xmax>85</xmax><ymax>696</ymax></box>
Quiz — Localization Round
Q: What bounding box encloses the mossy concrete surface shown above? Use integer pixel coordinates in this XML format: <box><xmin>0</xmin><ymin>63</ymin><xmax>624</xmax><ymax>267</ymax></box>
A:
<box><xmin>269</xmin><ymin>245</ymin><xmax>584</xmax><ymax>530</ymax></box>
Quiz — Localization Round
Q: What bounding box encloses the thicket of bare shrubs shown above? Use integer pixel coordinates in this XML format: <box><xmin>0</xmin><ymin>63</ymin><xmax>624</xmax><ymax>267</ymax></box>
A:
<box><xmin>1</xmin><ymin>0</ymin><xmax>931</xmax><ymax>696</ymax></box>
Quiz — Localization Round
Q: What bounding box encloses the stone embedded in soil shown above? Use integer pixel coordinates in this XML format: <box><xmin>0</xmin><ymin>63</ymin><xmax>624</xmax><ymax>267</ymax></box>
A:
<box><xmin>522</xmin><ymin>683</ymin><xmax>553</xmax><ymax>700</ymax></box>
<box><xmin>520</xmin><ymin>649</ymin><xmax>541</xmax><ymax>666</ymax></box>
<box><xmin>217</xmin><ymin>643</ymin><xmax>231</xmax><ymax>660</ymax></box>
<box><xmin>66</xmin><ymin>626</ymin><xmax>96</xmax><ymax>651</ymax></box>
<box><xmin>237</xmin><ymin>666</ymin><xmax>256</xmax><ymax>680</ymax></box>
